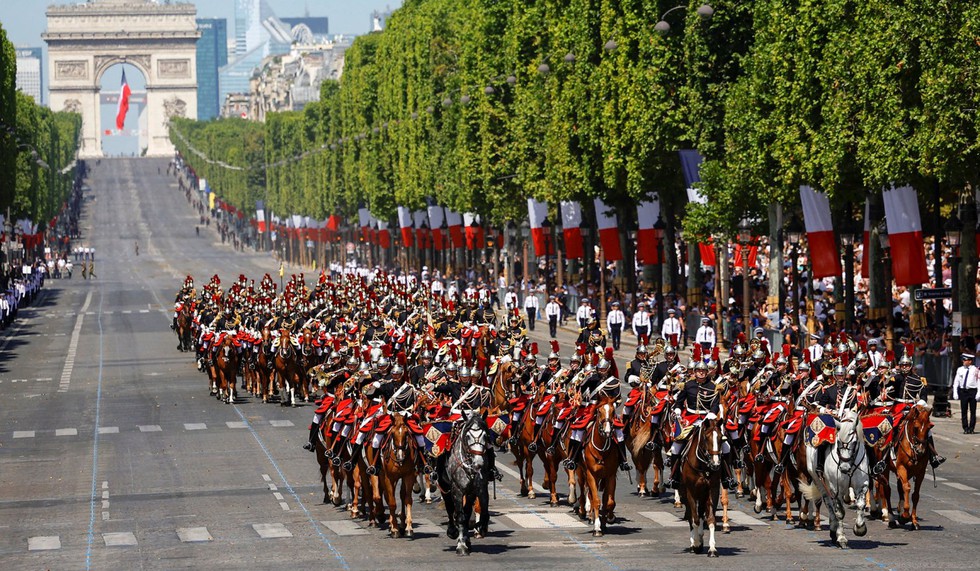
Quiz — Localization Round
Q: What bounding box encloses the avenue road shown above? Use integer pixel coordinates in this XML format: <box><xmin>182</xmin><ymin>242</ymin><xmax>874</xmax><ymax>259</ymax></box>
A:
<box><xmin>1</xmin><ymin>158</ymin><xmax>979</xmax><ymax>570</ymax></box>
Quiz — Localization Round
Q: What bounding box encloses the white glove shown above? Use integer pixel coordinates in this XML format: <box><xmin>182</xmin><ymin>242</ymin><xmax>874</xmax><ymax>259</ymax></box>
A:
<box><xmin>672</xmin><ymin>408</ymin><xmax>682</xmax><ymax>418</ymax></box>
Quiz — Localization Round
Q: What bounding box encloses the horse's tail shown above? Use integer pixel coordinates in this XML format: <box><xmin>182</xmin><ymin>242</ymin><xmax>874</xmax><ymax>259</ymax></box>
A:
<box><xmin>798</xmin><ymin>478</ymin><xmax>821</xmax><ymax>502</ymax></box>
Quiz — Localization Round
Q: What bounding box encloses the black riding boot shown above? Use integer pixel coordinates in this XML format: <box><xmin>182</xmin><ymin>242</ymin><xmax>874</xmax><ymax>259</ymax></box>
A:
<box><xmin>343</xmin><ymin>442</ymin><xmax>363</xmax><ymax>472</ymax></box>
<box><xmin>616</xmin><ymin>440</ymin><xmax>632</xmax><ymax>471</ymax></box>
<box><xmin>815</xmin><ymin>444</ymin><xmax>827</xmax><ymax>477</ymax></box>
<box><xmin>563</xmin><ymin>439</ymin><xmax>583</xmax><ymax>470</ymax></box>
<box><xmin>302</xmin><ymin>422</ymin><xmax>319</xmax><ymax>452</ymax></box>
<box><xmin>507</xmin><ymin>413</ymin><xmax>523</xmax><ymax>447</ymax></box>
<box><xmin>927</xmin><ymin>434</ymin><xmax>946</xmax><ymax>468</ymax></box>
<box><xmin>773</xmin><ymin>443</ymin><xmax>792</xmax><ymax>474</ymax></box>
<box><xmin>664</xmin><ymin>453</ymin><xmax>682</xmax><ymax>488</ymax></box>
<box><xmin>365</xmin><ymin>447</ymin><xmax>382</xmax><ymax>476</ymax></box>
<box><xmin>171</xmin><ymin>317</ymin><xmax>177</xmax><ymax>330</ymax></box>
<box><xmin>486</xmin><ymin>447</ymin><xmax>502</xmax><ymax>481</ymax></box>
<box><xmin>722</xmin><ymin>460</ymin><xmax>738</xmax><ymax>490</ymax></box>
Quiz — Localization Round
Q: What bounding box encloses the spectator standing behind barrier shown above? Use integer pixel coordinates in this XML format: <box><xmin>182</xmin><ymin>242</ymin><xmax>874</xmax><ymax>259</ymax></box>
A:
<box><xmin>523</xmin><ymin>291</ymin><xmax>539</xmax><ymax>331</ymax></box>
<box><xmin>953</xmin><ymin>353</ymin><xmax>979</xmax><ymax>434</ymax></box>
<box><xmin>606</xmin><ymin>301</ymin><xmax>626</xmax><ymax>350</ymax></box>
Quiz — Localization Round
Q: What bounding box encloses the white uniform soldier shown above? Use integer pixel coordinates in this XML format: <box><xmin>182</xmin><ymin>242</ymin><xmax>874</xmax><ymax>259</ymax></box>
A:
<box><xmin>505</xmin><ymin>287</ymin><xmax>519</xmax><ymax>311</ymax></box>
<box><xmin>631</xmin><ymin>302</ymin><xmax>651</xmax><ymax>339</ymax></box>
<box><xmin>661</xmin><ymin>308</ymin><xmax>683</xmax><ymax>347</ymax></box>
<box><xmin>577</xmin><ymin>299</ymin><xmax>595</xmax><ymax>327</ymax></box>
<box><xmin>545</xmin><ymin>295</ymin><xmax>562</xmax><ymax>338</ymax></box>
<box><xmin>695</xmin><ymin>317</ymin><xmax>716</xmax><ymax>351</ymax></box>
<box><xmin>606</xmin><ymin>301</ymin><xmax>626</xmax><ymax>350</ymax></box>
<box><xmin>523</xmin><ymin>292</ymin><xmax>540</xmax><ymax>331</ymax></box>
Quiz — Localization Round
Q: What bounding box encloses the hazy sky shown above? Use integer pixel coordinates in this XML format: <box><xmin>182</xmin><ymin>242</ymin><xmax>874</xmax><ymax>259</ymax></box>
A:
<box><xmin>0</xmin><ymin>0</ymin><xmax>402</xmax><ymax>46</ymax></box>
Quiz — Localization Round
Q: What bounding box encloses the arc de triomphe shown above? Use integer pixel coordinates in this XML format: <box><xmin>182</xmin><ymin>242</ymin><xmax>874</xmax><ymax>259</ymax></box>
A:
<box><xmin>43</xmin><ymin>0</ymin><xmax>200</xmax><ymax>158</ymax></box>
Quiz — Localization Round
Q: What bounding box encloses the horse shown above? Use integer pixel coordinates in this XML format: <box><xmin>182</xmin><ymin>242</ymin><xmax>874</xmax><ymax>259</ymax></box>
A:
<box><xmin>314</xmin><ymin>405</ymin><xmax>345</xmax><ymax>507</ymax></box>
<box><xmin>626</xmin><ymin>386</ymin><xmax>670</xmax><ymax>498</ymax></box>
<box><xmin>378</xmin><ymin>414</ymin><xmax>418</xmax><ymax>538</ymax></box>
<box><xmin>892</xmin><ymin>402</ymin><xmax>933</xmax><ymax>530</ymax></box>
<box><xmin>273</xmin><ymin>328</ymin><xmax>308</xmax><ymax>406</ymax></box>
<box><xmin>490</xmin><ymin>359</ymin><xmax>520</xmax><ymax>411</ymax></box>
<box><xmin>211</xmin><ymin>332</ymin><xmax>239</xmax><ymax>404</ymax></box>
<box><xmin>439</xmin><ymin>411</ymin><xmax>492</xmax><ymax>556</ymax></box>
<box><xmin>254</xmin><ymin>327</ymin><xmax>276</xmax><ymax>402</ymax></box>
<box><xmin>802</xmin><ymin>409</ymin><xmax>869</xmax><ymax>549</ymax></box>
<box><xmin>574</xmin><ymin>399</ymin><xmax>620</xmax><ymax>537</ymax></box>
<box><xmin>175</xmin><ymin>307</ymin><xmax>194</xmax><ymax>352</ymax></box>
<box><xmin>537</xmin><ymin>401</ymin><xmax>579</xmax><ymax>507</ymax></box>
<box><xmin>510</xmin><ymin>381</ymin><xmax>546</xmax><ymax>499</ymax></box>
<box><xmin>678</xmin><ymin>415</ymin><xmax>725</xmax><ymax>557</ymax></box>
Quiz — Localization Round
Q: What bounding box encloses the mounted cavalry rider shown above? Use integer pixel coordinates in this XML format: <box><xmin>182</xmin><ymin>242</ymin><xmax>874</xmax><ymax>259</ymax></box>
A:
<box><xmin>507</xmin><ymin>344</ymin><xmax>540</xmax><ymax>445</ymax></box>
<box><xmin>432</xmin><ymin>365</ymin><xmax>500</xmax><ymax>480</ymax></box>
<box><xmin>172</xmin><ymin>275</ymin><xmax>195</xmax><ymax>330</ymax></box>
<box><xmin>665</xmin><ymin>360</ymin><xmax>738</xmax><ymax>490</ymax></box>
<box><xmin>812</xmin><ymin>363</ymin><xmax>861</xmax><ymax>476</ymax></box>
<box><xmin>356</xmin><ymin>361</ymin><xmax>429</xmax><ymax>476</ymax></box>
<box><xmin>562</xmin><ymin>358</ymin><xmax>632</xmax><ymax>473</ymax></box>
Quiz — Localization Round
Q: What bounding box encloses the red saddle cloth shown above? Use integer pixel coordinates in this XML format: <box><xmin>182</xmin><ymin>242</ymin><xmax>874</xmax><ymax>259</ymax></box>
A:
<box><xmin>535</xmin><ymin>394</ymin><xmax>556</xmax><ymax>417</ymax></box>
<box><xmin>314</xmin><ymin>395</ymin><xmax>336</xmax><ymax>414</ymax></box>
<box><xmin>373</xmin><ymin>413</ymin><xmax>425</xmax><ymax>435</ymax></box>
<box><xmin>860</xmin><ymin>412</ymin><xmax>895</xmax><ymax>447</ymax></box>
<box><xmin>508</xmin><ymin>394</ymin><xmax>530</xmax><ymax>413</ymax></box>
<box><xmin>780</xmin><ymin>409</ymin><xmax>806</xmax><ymax>435</ymax></box>
<box><xmin>570</xmin><ymin>404</ymin><xmax>596</xmax><ymax>430</ymax></box>
<box><xmin>625</xmin><ymin>388</ymin><xmax>644</xmax><ymax>408</ymax></box>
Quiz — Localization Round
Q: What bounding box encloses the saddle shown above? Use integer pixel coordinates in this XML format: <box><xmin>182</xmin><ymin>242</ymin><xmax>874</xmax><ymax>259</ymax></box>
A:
<box><xmin>804</xmin><ymin>413</ymin><xmax>837</xmax><ymax>447</ymax></box>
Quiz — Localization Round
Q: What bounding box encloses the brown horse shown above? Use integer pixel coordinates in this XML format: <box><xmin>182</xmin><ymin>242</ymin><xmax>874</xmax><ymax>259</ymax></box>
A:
<box><xmin>626</xmin><ymin>387</ymin><xmax>670</xmax><ymax>498</ymax></box>
<box><xmin>211</xmin><ymin>333</ymin><xmax>239</xmax><ymax>404</ymax></box>
<box><xmin>490</xmin><ymin>359</ymin><xmax>520</xmax><ymax>411</ymax></box>
<box><xmin>253</xmin><ymin>327</ymin><xmax>276</xmax><ymax>402</ymax></box>
<box><xmin>377</xmin><ymin>414</ymin><xmax>418</xmax><ymax>538</ymax></box>
<box><xmin>274</xmin><ymin>328</ymin><xmax>307</xmax><ymax>406</ymax></box>
<box><xmin>575</xmin><ymin>399</ymin><xmax>620</xmax><ymax>537</ymax></box>
<box><xmin>315</xmin><ymin>405</ymin><xmax>345</xmax><ymax>506</ymax></box>
<box><xmin>175</xmin><ymin>307</ymin><xmax>194</xmax><ymax>352</ymax></box>
<box><xmin>892</xmin><ymin>403</ymin><xmax>932</xmax><ymax>529</ymax></box>
<box><xmin>679</xmin><ymin>416</ymin><xmax>724</xmax><ymax>557</ymax></box>
<box><xmin>537</xmin><ymin>403</ymin><xmax>579</xmax><ymax>507</ymax></box>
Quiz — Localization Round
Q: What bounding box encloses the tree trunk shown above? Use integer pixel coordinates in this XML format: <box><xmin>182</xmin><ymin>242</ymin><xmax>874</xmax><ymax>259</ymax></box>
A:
<box><xmin>767</xmin><ymin>203</ymin><xmax>783</xmax><ymax>341</ymax></box>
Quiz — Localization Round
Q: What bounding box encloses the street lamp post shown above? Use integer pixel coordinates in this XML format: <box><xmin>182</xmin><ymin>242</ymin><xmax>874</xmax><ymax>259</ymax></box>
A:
<box><xmin>841</xmin><ymin>229</ymin><xmax>857</xmax><ymax>332</ymax></box>
<box><xmin>786</xmin><ymin>219</ymin><xmax>804</xmax><ymax>354</ymax></box>
<box><xmin>520</xmin><ymin>220</ymin><xmax>530</xmax><ymax>297</ymax></box>
<box><xmin>939</xmin><ymin>213</ymin><xmax>963</xmax><ymax>417</ymax></box>
<box><xmin>738</xmin><ymin>218</ymin><xmax>752</xmax><ymax>336</ymax></box>
<box><xmin>654</xmin><ymin>215</ymin><xmax>666</xmax><ymax>330</ymax></box>
<box><xmin>712</xmin><ymin>233</ymin><xmax>725</xmax><ymax>346</ymax></box>
<box><xmin>878</xmin><ymin>222</ymin><xmax>894</xmax><ymax>353</ymax></box>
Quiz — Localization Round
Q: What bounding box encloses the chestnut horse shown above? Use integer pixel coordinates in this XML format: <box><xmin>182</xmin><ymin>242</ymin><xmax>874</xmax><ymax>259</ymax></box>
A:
<box><xmin>574</xmin><ymin>399</ymin><xmax>620</xmax><ymax>537</ymax></box>
<box><xmin>175</xmin><ymin>307</ymin><xmax>194</xmax><ymax>352</ymax></box>
<box><xmin>274</xmin><ymin>328</ymin><xmax>307</xmax><ymax>406</ymax></box>
<box><xmin>211</xmin><ymin>333</ymin><xmax>239</xmax><ymax>404</ymax></box>
<box><xmin>377</xmin><ymin>414</ymin><xmax>418</xmax><ymax>538</ymax></box>
<box><xmin>679</xmin><ymin>415</ymin><xmax>725</xmax><ymax>557</ymax></box>
<box><xmin>891</xmin><ymin>403</ymin><xmax>933</xmax><ymax>530</ymax></box>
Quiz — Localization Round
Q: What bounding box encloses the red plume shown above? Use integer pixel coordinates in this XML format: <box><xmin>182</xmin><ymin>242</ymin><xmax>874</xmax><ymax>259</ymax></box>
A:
<box><xmin>639</xmin><ymin>334</ymin><xmax>649</xmax><ymax>346</ymax></box>
<box><xmin>426</xmin><ymin>339</ymin><xmax>433</xmax><ymax>352</ymax></box>
<box><xmin>382</xmin><ymin>343</ymin><xmax>392</xmax><ymax>357</ymax></box>
<box><xmin>577</xmin><ymin>343</ymin><xmax>587</xmax><ymax>356</ymax></box>
<box><xmin>803</xmin><ymin>349</ymin><xmax>811</xmax><ymax>363</ymax></box>
<box><xmin>737</xmin><ymin>332</ymin><xmax>746</xmax><ymax>344</ymax></box>
<box><xmin>604</xmin><ymin>346</ymin><xmax>614</xmax><ymax>361</ymax></box>
<box><xmin>859</xmin><ymin>339</ymin><xmax>868</xmax><ymax>353</ymax></box>
<box><xmin>362</xmin><ymin>347</ymin><xmax>371</xmax><ymax>361</ymax></box>
<box><xmin>550</xmin><ymin>340</ymin><xmax>560</xmax><ymax>354</ymax></box>
<box><xmin>333</xmin><ymin>338</ymin><xmax>341</xmax><ymax>351</ymax></box>
<box><xmin>397</xmin><ymin>351</ymin><xmax>407</xmax><ymax>366</ymax></box>
<box><xmin>711</xmin><ymin>346</ymin><xmax>720</xmax><ymax>362</ymax></box>
<box><xmin>531</xmin><ymin>342</ymin><xmax>539</xmax><ymax>356</ymax></box>
<box><xmin>903</xmin><ymin>342</ymin><xmax>915</xmax><ymax>360</ymax></box>
<box><xmin>693</xmin><ymin>344</ymin><xmax>702</xmax><ymax>361</ymax></box>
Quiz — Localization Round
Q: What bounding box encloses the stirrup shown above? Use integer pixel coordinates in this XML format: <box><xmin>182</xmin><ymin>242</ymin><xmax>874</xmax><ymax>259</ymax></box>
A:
<box><xmin>723</xmin><ymin>477</ymin><xmax>737</xmax><ymax>491</ymax></box>
<box><xmin>545</xmin><ymin>446</ymin><xmax>556</xmax><ymax>457</ymax></box>
<box><xmin>342</xmin><ymin>461</ymin><xmax>354</xmax><ymax>471</ymax></box>
<box><xmin>331</xmin><ymin>457</ymin><xmax>341</xmax><ymax>467</ymax></box>
<box><xmin>872</xmin><ymin>460</ymin><xmax>887</xmax><ymax>475</ymax></box>
<box><xmin>302</xmin><ymin>442</ymin><xmax>314</xmax><ymax>451</ymax></box>
<box><xmin>773</xmin><ymin>463</ymin><xmax>785</xmax><ymax>474</ymax></box>
<box><xmin>644</xmin><ymin>441</ymin><xmax>659</xmax><ymax>451</ymax></box>
<box><xmin>563</xmin><ymin>459</ymin><xmax>577</xmax><ymax>471</ymax></box>
<box><xmin>664</xmin><ymin>477</ymin><xmax>678</xmax><ymax>489</ymax></box>
<box><xmin>527</xmin><ymin>442</ymin><xmax>538</xmax><ymax>453</ymax></box>
<box><xmin>754</xmin><ymin>452</ymin><xmax>764</xmax><ymax>463</ymax></box>
<box><xmin>619</xmin><ymin>462</ymin><xmax>632</xmax><ymax>472</ymax></box>
<box><xmin>930</xmin><ymin>455</ymin><xmax>946</xmax><ymax>469</ymax></box>
<box><xmin>366</xmin><ymin>465</ymin><xmax>378</xmax><ymax>476</ymax></box>
<box><xmin>734</xmin><ymin>458</ymin><xmax>745</xmax><ymax>469</ymax></box>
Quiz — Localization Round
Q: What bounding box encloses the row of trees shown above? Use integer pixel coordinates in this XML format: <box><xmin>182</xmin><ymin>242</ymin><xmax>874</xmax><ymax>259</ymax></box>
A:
<box><xmin>0</xmin><ymin>23</ymin><xmax>82</xmax><ymax>228</ymax></box>
<box><xmin>170</xmin><ymin>1</ymin><xmax>980</xmax><ymax>320</ymax></box>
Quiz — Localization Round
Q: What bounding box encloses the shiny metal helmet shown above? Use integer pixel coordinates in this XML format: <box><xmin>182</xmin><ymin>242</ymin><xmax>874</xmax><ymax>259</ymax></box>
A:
<box><xmin>597</xmin><ymin>359</ymin><xmax>610</xmax><ymax>371</ymax></box>
<box><xmin>833</xmin><ymin>364</ymin><xmax>846</xmax><ymax>377</ymax></box>
<box><xmin>391</xmin><ymin>364</ymin><xmax>405</xmax><ymax>376</ymax></box>
<box><xmin>446</xmin><ymin>361</ymin><xmax>459</xmax><ymax>373</ymax></box>
<box><xmin>797</xmin><ymin>361</ymin><xmax>811</xmax><ymax>373</ymax></box>
<box><xmin>377</xmin><ymin>357</ymin><xmax>391</xmax><ymax>370</ymax></box>
<box><xmin>694</xmin><ymin>360</ymin><xmax>709</xmax><ymax>372</ymax></box>
<box><xmin>346</xmin><ymin>356</ymin><xmax>359</xmax><ymax>368</ymax></box>
<box><xmin>458</xmin><ymin>366</ymin><xmax>471</xmax><ymax>378</ymax></box>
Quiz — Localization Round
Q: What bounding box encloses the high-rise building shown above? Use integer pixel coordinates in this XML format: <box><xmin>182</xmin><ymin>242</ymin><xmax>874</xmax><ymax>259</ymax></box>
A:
<box><xmin>14</xmin><ymin>48</ymin><xmax>43</xmax><ymax>105</ymax></box>
<box><xmin>196</xmin><ymin>18</ymin><xmax>228</xmax><ymax>121</ymax></box>
<box><xmin>221</xmin><ymin>0</ymin><xmax>291</xmax><ymax>111</ymax></box>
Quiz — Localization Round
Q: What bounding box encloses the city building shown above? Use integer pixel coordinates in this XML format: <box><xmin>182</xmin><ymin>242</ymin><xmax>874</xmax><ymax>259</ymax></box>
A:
<box><xmin>195</xmin><ymin>18</ymin><xmax>228</xmax><ymax>121</ymax></box>
<box><xmin>14</xmin><ymin>47</ymin><xmax>43</xmax><ymax>105</ymax></box>
<box><xmin>221</xmin><ymin>0</ymin><xmax>291</xmax><ymax>113</ymax></box>
<box><xmin>280</xmin><ymin>17</ymin><xmax>329</xmax><ymax>43</ymax></box>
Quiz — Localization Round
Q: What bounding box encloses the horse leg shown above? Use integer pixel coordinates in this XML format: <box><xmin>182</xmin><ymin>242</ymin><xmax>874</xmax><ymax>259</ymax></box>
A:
<box><xmin>605</xmin><ymin>475</ymin><xmax>617</xmax><ymax>530</ymax></box>
<box><xmin>403</xmin><ymin>474</ymin><xmax>414</xmax><ymax>538</ymax></box>
<box><xmin>690</xmin><ymin>515</ymin><xmax>704</xmax><ymax>554</ymax></box>
<box><xmin>456</xmin><ymin>492</ymin><xmax>470</xmax><ymax>555</ymax></box>
<box><xmin>898</xmin><ymin>466</ymin><xmax>913</xmax><ymax>525</ymax></box>
<box><xmin>707</xmin><ymin>486</ymin><xmax>719</xmax><ymax>557</ymax></box>
<box><xmin>526</xmin><ymin>450</ymin><xmax>536</xmax><ymax>500</ymax></box>
<box><xmin>675</xmin><ymin>488</ymin><xmax>682</xmax><ymax>509</ymax></box>
<box><xmin>782</xmin><ymin>473</ymin><xmax>795</xmax><ymax>524</ymax></box>
<box><xmin>853</xmin><ymin>477</ymin><xmax>868</xmax><ymax>538</ymax></box>
<box><xmin>586</xmin><ymin>472</ymin><xmax>602</xmax><ymax>536</ymax></box>
<box><xmin>383</xmin><ymin>473</ymin><xmax>398</xmax><ymax>537</ymax></box>
<box><xmin>721</xmin><ymin>487</ymin><xmax>730</xmax><ymax>532</ymax></box>
<box><xmin>910</xmin><ymin>472</ymin><xmax>923</xmax><ymax>530</ymax></box>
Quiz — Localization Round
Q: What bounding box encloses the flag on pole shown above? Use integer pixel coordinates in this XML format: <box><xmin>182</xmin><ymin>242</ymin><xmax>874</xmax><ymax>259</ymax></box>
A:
<box><xmin>445</xmin><ymin>209</ymin><xmax>464</xmax><ymax>249</ymax></box>
<box><xmin>464</xmin><ymin>213</ymin><xmax>483</xmax><ymax>250</ymax></box>
<box><xmin>358</xmin><ymin>205</ymin><xmax>371</xmax><ymax>242</ymax></box>
<box><xmin>397</xmin><ymin>207</ymin><xmax>414</xmax><ymax>247</ymax></box>
<box><xmin>800</xmin><ymin>185</ymin><xmax>842</xmax><ymax>279</ymax></box>
<box><xmin>593</xmin><ymin>198</ymin><xmax>622</xmax><ymax>261</ymax></box>
<box><xmin>883</xmin><ymin>185</ymin><xmax>929</xmax><ymax>286</ymax></box>
<box><xmin>527</xmin><ymin>199</ymin><xmax>549</xmax><ymax>257</ymax></box>
<box><xmin>636</xmin><ymin>199</ymin><xmax>661</xmax><ymax>265</ymax></box>
<box><xmin>560</xmin><ymin>201</ymin><xmax>584</xmax><ymax>260</ymax></box>
<box><xmin>255</xmin><ymin>200</ymin><xmax>266</xmax><ymax>233</ymax></box>
<box><xmin>116</xmin><ymin>69</ymin><xmax>131</xmax><ymax>130</ymax></box>
<box><xmin>413</xmin><ymin>210</ymin><xmax>429</xmax><ymax>249</ymax></box>
<box><xmin>376</xmin><ymin>218</ymin><xmax>391</xmax><ymax>249</ymax></box>
<box><xmin>680</xmin><ymin>149</ymin><xmax>715</xmax><ymax>266</ymax></box>
<box><xmin>699</xmin><ymin>242</ymin><xmax>717</xmax><ymax>267</ymax></box>
<box><xmin>426</xmin><ymin>200</ymin><xmax>445</xmax><ymax>251</ymax></box>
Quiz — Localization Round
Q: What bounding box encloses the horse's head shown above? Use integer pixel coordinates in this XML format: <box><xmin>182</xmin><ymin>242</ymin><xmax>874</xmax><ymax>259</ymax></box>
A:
<box><xmin>905</xmin><ymin>403</ymin><xmax>932</xmax><ymax>458</ymax></box>
<box><xmin>835</xmin><ymin>410</ymin><xmax>861</xmax><ymax>473</ymax></box>
<box><xmin>389</xmin><ymin>414</ymin><xmax>411</xmax><ymax>465</ymax></box>
<box><xmin>597</xmin><ymin>400</ymin><xmax>616</xmax><ymax>439</ymax></box>
<box><xmin>700</xmin><ymin>415</ymin><xmax>724</xmax><ymax>472</ymax></box>
<box><xmin>496</xmin><ymin>360</ymin><xmax>519</xmax><ymax>399</ymax></box>
<box><xmin>458</xmin><ymin>411</ymin><xmax>489</xmax><ymax>469</ymax></box>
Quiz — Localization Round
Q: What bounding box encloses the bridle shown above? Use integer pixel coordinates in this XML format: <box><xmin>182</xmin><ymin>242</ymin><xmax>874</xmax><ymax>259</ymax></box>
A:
<box><xmin>834</xmin><ymin>416</ymin><xmax>863</xmax><ymax>474</ymax></box>
<box><xmin>692</xmin><ymin>420</ymin><xmax>723</xmax><ymax>474</ymax></box>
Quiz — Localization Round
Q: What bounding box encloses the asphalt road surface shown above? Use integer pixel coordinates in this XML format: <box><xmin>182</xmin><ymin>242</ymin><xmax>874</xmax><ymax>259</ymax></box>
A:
<box><xmin>1</xmin><ymin>158</ymin><xmax>979</xmax><ymax>570</ymax></box>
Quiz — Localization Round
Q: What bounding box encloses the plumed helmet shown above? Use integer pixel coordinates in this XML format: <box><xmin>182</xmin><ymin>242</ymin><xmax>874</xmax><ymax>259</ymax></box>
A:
<box><xmin>346</xmin><ymin>356</ymin><xmax>359</xmax><ymax>367</ymax></box>
<box><xmin>694</xmin><ymin>360</ymin><xmax>708</xmax><ymax>372</ymax></box>
<box><xmin>797</xmin><ymin>361</ymin><xmax>811</xmax><ymax>373</ymax></box>
<box><xmin>899</xmin><ymin>353</ymin><xmax>913</xmax><ymax>366</ymax></box>
<box><xmin>458</xmin><ymin>366</ymin><xmax>471</xmax><ymax>378</ymax></box>
<box><xmin>391</xmin><ymin>364</ymin><xmax>404</xmax><ymax>375</ymax></box>
<box><xmin>446</xmin><ymin>361</ymin><xmax>458</xmax><ymax>372</ymax></box>
<box><xmin>833</xmin><ymin>364</ymin><xmax>846</xmax><ymax>377</ymax></box>
<box><xmin>598</xmin><ymin>359</ymin><xmax>610</xmax><ymax>370</ymax></box>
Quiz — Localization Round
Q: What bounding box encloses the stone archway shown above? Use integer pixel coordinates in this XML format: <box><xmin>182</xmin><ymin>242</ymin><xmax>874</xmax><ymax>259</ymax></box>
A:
<box><xmin>43</xmin><ymin>0</ymin><xmax>200</xmax><ymax>158</ymax></box>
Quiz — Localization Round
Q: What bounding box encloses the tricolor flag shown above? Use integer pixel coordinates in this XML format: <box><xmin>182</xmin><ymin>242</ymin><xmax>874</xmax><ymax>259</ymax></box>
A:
<box><xmin>560</xmin><ymin>201</ymin><xmax>584</xmax><ymax>260</ymax></box>
<box><xmin>413</xmin><ymin>210</ymin><xmax>430</xmax><ymax>248</ymax></box>
<box><xmin>699</xmin><ymin>241</ymin><xmax>717</xmax><ymax>267</ymax></box>
<box><xmin>255</xmin><ymin>200</ymin><xmax>266</xmax><ymax>233</ymax></box>
<box><xmin>883</xmin><ymin>185</ymin><xmax>929</xmax><ymax>286</ymax></box>
<box><xmin>116</xmin><ymin>69</ymin><xmax>131</xmax><ymax>130</ymax></box>
<box><xmin>397</xmin><ymin>206</ymin><xmax>414</xmax><ymax>247</ymax></box>
<box><xmin>464</xmin><ymin>213</ymin><xmax>483</xmax><ymax>249</ymax></box>
<box><xmin>426</xmin><ymin>200</ymin><xmax>445</xmax><ymax>251</ymax></box>
<box><xmin>527</xmin><ymin>198</ymin><xmax>549</xmax><ymax>257</ymax></box>
<box><xmin>800</xmin><ymin>185</ymin><xmax>842</xmax><ymax>279</ymax></box>
<box><xmin>376</xmin><ymin>218</ymin><xmax>391</xmax><ymax>249</ymax></box>
<box><xmin>593</xmin><ymin>198</ymin><xmax>622</xmax><ymax>261</ymax></box>
<box><xmin>445</xmin><ymin>209</ymin><xmax>464</xmax><ymax>249</ymax></box>
<box><xmin>680</xmin><ymin>149</ymin><xmax>714</xmax><ymax>265</ymax></box>
<box><xmin>358</xmin><ymin>205</ymin><xmax>371</xmax><ymax>242</ymax></box>
<box><xmin>636</xmin><ymin>199</ymin><xmax>661</xmax><ymax>265</ymax></box>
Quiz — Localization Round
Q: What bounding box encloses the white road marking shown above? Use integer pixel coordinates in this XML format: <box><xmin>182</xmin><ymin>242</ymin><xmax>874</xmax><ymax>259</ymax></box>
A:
<box><xmin>496</xmin><ymin>463</ymin><xmax>548</xmax><ymax>494</ymax></box>
<box><xmin>943</xmin><ymin>482</ymin><xmax>978</xmax><ymax>492</ymax></box>
<box><xmin>261</xmin><ymin>474</ymin><xmax>272</xmax><ymax>482</ymax></box>
<box><xmin>122</xmin><ymin>310</ymin><xmax>132</xmax><ymax>314</ymax></box>
<box><xmin>935</xmin><ymin>510</ymin><xmax>980</xmax><ymax>525</ymax></box>
<box><xmin>505</xmin><ymin>512</ymin><xmax>588</xmax><ymax>529</ymax></box>
<box><xmin>28</xmin><ymin>536</ymin><xmax>61</xmax><ymax>551</ymax></box>
<box><xmin>321</xmin><ymin>520</ymin><xmax>369</xmax><ymax>536</ymax></box>
<box><xmin>725</xmin><ymin>510</ymin><xmax>770</xmax><ymax>527</ymax></box>
<box><xmin>183</xmin><ymin>423</ymin><xmax>207</xmax><ymax>430</ymax></box>
<box><xmin>226</xmin><ymin>421</ymin><xmax>247</xmax><ymax>429</ymax></box>
<box><xmin>176</xmin><ymin>527</ymin><xmax>212</xmax><ymax>542</ymax></box>
<box><xmin>279</xmin><ymin>502</ymin><xmax>290</xmax><ymax>511</ymax></box>
<box><xmin>638</xmin><ymin>511</ymin><xmax>689</xmax><ymax>527</ymax></box>
<box><xmin>102</xmin><ymin>532</ymin><xmax>137</xmax><ymax>547</ymax></box>
<box><xmin>272</xmin><ymin>492</ymin><xmax>284</xmax><ymax>501</ymax></box>
<box><xmin>138</xmin><ymin>425</ymin><xmax>162</xmax><ymax>432</ymax></box>
<box><xmin>98</xmin><ymin>426</ymin><xmax>119</xmax><ymax>434</ymax></box>
<box><xmin>55</xmin><ymin>428</ymin><xmax>78</xmax><ymax>436</ymax></box>
<box><xmin>13</xmin><ymin>431</ymin><xmax>35</xmax><ymax>438</ymax></box>
<box><xmin>269</xmin><ymin>420</ymin><xmax>294</xmax><ymax>427</ymax></box>
<box><xmin>59</xmin><ymin>291</ymin><xmax>91</xmax><ymax>393</ymax></box>
<box><xmin>139</xmin><ymin>310</ymin><xmax>150</xmax><ymax>313</ymax></box>
<box><xmin>252</xmin><ymin>523</ymin><xmax>292</xmax><ymax>539</ymax></box>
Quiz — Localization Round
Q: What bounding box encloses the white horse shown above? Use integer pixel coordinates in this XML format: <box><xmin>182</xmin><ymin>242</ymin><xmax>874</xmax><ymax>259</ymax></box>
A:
<box><xmin>801</xmin><ymin>410</ymin><xmax>869</xmax><ymax>549</ymax></box>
